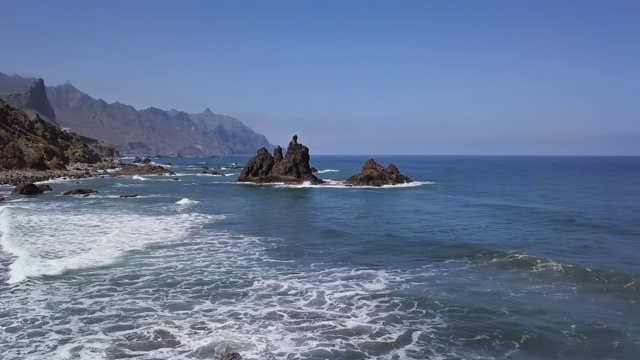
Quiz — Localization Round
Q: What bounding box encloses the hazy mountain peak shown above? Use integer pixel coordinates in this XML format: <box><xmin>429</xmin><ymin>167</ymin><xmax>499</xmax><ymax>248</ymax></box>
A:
<box><xmin>4</xmin><ymin>77</ymin><xmax>57</xmax><ymax>123</ymax></box>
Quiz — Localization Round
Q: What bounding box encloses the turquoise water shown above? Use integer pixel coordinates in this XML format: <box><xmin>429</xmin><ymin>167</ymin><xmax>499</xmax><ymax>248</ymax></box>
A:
<box><xmin>1</xmin><ymin>156</ymin><xmax>639</xmax><ymax>359</ymax></box>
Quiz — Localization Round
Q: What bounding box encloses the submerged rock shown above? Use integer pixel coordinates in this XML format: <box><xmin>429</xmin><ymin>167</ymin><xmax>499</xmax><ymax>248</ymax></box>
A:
<box><xmin>346</xmin><ymin>159</ymin><xmax>413</xmax><ymax>186</ymax></box>
<box><xmin>237</xmin><ymin>135</ymin><xmax>322</xmax><ymax>184</ymax></box>
<box><xmin>12</xmin><ymin>183</ymin><xmax>44</xmax><ymax>195</ymax></box>
<box><xmin>119</xmin><ymin>194</ymin><xmax>138</xmax><ymax>198</ymax></box>
<box><xmin>63</xmin><ymin>188</ymin><xmax>98</xmax><ymax>196</ymax></box>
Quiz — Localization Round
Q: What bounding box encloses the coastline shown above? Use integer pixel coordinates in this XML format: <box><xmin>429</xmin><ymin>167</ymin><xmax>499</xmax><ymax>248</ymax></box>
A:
<box><xmin>0</xmin><ymin>160</ymin><xmax>123</xmax><ymax>186</ymax></box>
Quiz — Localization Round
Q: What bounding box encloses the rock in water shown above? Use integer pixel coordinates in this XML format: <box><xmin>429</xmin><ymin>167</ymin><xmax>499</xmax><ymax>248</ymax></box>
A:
<box><xmin>37</xmin><ymin>184</ymin><xmax>53</xmax><ymax>192</ymax></box>
<box><xmin>119</xmin><ymin>194</ymin><xmax>138</xmax><ymax>198</ymax></box>
<box><xmin>115</xmin><ymin>164</ymin><xmax>175</xmax><ymax>176</ymax></box>
<box><xmin>12</xmin><ymin>183</ymin><xmax>44</xmax><ymax>195</ymax></box>
<box><xmin>346</xmin><ymin>159</ymin><xmax>413</xmax><ymax>186</ymax></box>
<box><xmin>0</xmin><ymin>196</ymin><xmax>5</xmax><ymax>202</ymax></box>
<box><xmin>63</xmin><ymin>188</ymin><xmax>98</xmax><ymax>196</ymax></box>
<box><xmin>237</xmin><ymin>135</ymin><xmax>322</xmax><ymax>184</ymax></box>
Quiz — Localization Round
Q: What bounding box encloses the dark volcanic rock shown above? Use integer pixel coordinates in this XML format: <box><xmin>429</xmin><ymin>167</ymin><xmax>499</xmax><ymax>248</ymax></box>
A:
<box><xmin>0</xmin><ymin>196</ymin><xmax>4</xmax><ymax>202</ymax></box>
<box><xmin>210</xmin><ymin>170</ymin><xmax>225</xmax><ymax>176</ymax></box>
<box><xmin>115</xmin><ymin>164</ymin><xmax>175</xmax><ymax>176</ymax></box>
<box><xmin>346</xmin><ymin>159</ymin><xmax>413</xmax><ymax>187</ymax></box>
<box><xmin>310</xmin><ymin>167</ymin><xmax>318</xmax><ymax>173</ymax></box>
<box><xmin>63</xmin><ymin>188</ymin><xmax>98</xmax><ymax>196</ymax></box>
<box><xmin>12</xmin><ymin>183</ymin><xmax>44</xmax><ymax>195</ymax></box>
<box><xmin>37</xmin><ymin>184</ymin><xmax>53</xmax><ymax>192</ymax></box>
<box><xmin>237</xmin><ymin>135</ymin><xmax>322</xmax><ymax>184</ymax></box>
<box><xmin>119</xmin><ymin>194</ymin><xmax>138</xmax><ymax>198</ymax></box>
<box><xmin>141</xmin><ymin>157</ymin><xmax>152</xmax><ymax>164</ymax></box>
<box><xmin>132</xmin><ymin>157</ymin><xmax>143</xmax><ymax>164</ymax></box>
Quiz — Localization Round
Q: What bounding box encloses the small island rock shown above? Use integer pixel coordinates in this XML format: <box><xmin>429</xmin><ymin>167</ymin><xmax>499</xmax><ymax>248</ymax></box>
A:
<box><xmin>237</xmin><ymin>135</ymin><xmax>322</xmax><ymax>184</ymax></box>
<box><xmin>346</xmin><ymin>159</ymin><xmax>413</xmax><ymax>187</ymax></box>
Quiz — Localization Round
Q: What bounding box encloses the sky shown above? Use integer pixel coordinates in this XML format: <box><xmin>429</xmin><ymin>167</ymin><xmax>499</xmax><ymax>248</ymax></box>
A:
<box><xmin>1</xmin><ymin>0</ymin><xmax>639</xmax><ymax>155</ymax></box>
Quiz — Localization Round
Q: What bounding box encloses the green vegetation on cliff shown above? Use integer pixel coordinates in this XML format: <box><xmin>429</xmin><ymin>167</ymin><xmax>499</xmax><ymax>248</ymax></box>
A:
<box><xmin>0</xmin><ymin>98</ymin><xmax>102</xmax><ymax>170</ymax></box>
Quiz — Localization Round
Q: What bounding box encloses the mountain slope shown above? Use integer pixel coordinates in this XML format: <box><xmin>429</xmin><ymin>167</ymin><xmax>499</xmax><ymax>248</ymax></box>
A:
<box><xmin>189</xmin><ymin>108</ymin><xmax>272</xmax><ymax>154</ymax></box>
<box><xmin>4</xmin><ymin>78</ymin><xmax>57</xmax><ymax>123</ymax></box>
<box><xmin>0</xmin><ymin>98</ymin><xmax>101</xmax><ymax>170</ymax></box>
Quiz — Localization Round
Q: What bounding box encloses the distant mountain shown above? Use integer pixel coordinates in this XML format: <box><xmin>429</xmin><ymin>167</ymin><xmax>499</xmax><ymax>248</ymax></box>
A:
<box><xmin>190</xmin><ymin>108</ymin><xmax>273</xmax><ymax>154</ymax></box>
<box><xmin>0</xmin><ymin>72</ymin><xmax>273</xmax><ymax>155</ymax></box>
<box><xmin>0</xmin><ymin>72</ymin><xmax>36</xmax><ymax>95</ymax></box>
<box><xmin>4</xmin><ymin>78</ymin><xmax>56</xmax><ymax>123</ymax></box>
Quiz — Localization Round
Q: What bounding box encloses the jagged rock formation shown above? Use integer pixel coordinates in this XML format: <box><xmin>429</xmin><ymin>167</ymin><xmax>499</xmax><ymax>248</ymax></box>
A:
<box><xmin>346</xmin><ymin>159</ymin><xmax>413</xmax><ymax>186</ymax></box>
<box><xmin>237</xmin><ymin>135</ymin><xmax>323</xmax><ymax>184</ymax></box>
<box><xmin>3</xmin><ymin>78</ymin><xmax>56</xmax><ymax>123</ymax></box>
<box><xmin>0</xmin><ymin>98</ymin><xmax>102</xmax><ymax>170</ymax></box>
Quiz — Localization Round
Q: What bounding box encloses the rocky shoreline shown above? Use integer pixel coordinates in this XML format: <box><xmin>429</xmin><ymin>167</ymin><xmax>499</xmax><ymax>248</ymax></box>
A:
<box><xmin>0</xmin><ymin>159</ymin><xmax>131</xmax><ymax>186</ymax></box>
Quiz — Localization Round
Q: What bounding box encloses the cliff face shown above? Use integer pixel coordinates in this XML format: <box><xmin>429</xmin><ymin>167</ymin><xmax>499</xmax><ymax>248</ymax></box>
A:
<box><xmin>5</xmin><ymin>78</ymin><xmax>57</xmax><ymax>123</ymax></box>
<box><xmin>0</xmin><ymin>98</ymin><xmax>102</xmax><ymax>170</ymax></box>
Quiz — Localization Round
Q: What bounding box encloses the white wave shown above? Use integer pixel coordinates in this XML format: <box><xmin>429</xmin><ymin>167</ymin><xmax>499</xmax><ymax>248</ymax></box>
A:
<box><xmin>0</xmin><ymin>204</ymin><xmax>217</xmax><ymax>284</ymax></box>
<box><xmin>175</xmin><ymin>198</ymin><xmax>199</xmax><ymax>211</ymax></box>
<box><xmin>132</xmin><ymin>175</ymin><xmax>149</xmax><ymax>181</ymax></box>
<box><xmin>316</xmin><ymin>169</ymin><xmax>340</xmax><ymax>174</ymax></box>
<box><xmin>258</xmin><ymin>180</ymin><xmax>436</xmax><ymax>189</ymax></box>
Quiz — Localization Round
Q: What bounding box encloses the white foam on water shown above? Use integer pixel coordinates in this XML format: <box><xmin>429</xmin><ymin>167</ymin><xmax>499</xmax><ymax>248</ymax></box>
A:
<box><xmin>316</xmin><ymin>169</ymin><xmax>340</xmax><ymax>174</ymax></box>
<box><xmin>132</xmin><ymin>175</ymin><xmax>149</xmax><ymax>181</ymax></box>
<box><xmin>269</xmin><ymin>180</ymin><xmax>435</xmax><ymax>189</ymax></box>
<box><xmin>0</xmin><ymin>203</ymin><xmax>215</xmax><ymax>284</ymax></box>
<box><xmin>0</xmin><ymin>224</ymin><xmax>449</xmax><ymax>359</ymax></box>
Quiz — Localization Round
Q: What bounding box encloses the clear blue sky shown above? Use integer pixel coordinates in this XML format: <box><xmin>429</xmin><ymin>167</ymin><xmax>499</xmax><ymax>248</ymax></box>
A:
<box><xmin>2</xmin><ymin>0</ymin><xmax>639</xmax><ymax>155</ymax></box>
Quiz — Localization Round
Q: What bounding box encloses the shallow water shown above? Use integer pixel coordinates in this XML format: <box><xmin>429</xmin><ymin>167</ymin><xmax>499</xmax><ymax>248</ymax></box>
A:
<box><xmin>1</xmin><ymin>156</ymin><xmax>639</xmax><ymax>359</ymax></box>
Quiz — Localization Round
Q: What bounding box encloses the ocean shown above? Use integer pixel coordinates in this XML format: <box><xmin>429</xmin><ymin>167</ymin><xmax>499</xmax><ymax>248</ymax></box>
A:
<box><xmin>0</xmin><ymin>155</ymin><xmax>638</xmax><ymax>359</ymax></box>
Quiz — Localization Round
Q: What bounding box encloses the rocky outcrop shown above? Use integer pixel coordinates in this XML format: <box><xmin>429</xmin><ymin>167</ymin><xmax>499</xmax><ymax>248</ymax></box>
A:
<box><xmin>12</xmin><ymin>183</ymin><xmax>44</xmax><ymax>195</ymax></box>
<box><xmin>115</xmin><ymin>164</ymin><xmax>175</xmax><ymax>176</ymax></box>
<box><xmin>237</xmin><ymin>135</ymin><xmax>322</xmax><ymax>184</ymax></box>
<box><xmin>4</xmin><ymin>78</ymin><xmax>56</xmax><ymax>123</ymax></box>
<box><xmin>0</xmin><ymin>98</ymin><xmax>102</xmax><ymax>170</ymax></box>
<box><xmin>63</xmin><ymin>188</ymin><xmax>98</xmax><ymax>196</ymax></box>
<box><xmin>346</xmin><ymin>159</ymin><xmax>413</xmax><ymax>186</ymax></box>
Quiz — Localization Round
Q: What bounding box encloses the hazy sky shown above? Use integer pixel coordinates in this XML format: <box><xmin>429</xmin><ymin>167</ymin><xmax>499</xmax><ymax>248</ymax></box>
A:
<box><xmin>2</xmin><ymin>0</ymin><xmax>639</xmax><ymax>155</ymax></box>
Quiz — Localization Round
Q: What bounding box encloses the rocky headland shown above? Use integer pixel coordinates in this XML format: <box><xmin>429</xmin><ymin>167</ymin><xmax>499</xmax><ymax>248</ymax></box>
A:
<box><xmin>237</xmin><ymin>135</ymin><xmax>322</xmax><ymax>184</ymax></box>
<box><xmin>346</xmin><ymin>159</ymin><xmax>413</xmax><ymax>186</ymax></box>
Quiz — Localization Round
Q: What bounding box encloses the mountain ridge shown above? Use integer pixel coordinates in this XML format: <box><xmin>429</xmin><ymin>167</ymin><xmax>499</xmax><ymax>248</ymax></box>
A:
<box><xmin>0</xmin><ymin>72</ymin><xmax>273</xmax><ymax>155</ymax></box>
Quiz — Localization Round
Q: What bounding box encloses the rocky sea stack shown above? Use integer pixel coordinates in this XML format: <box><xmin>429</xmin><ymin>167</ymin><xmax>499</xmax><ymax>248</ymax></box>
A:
<box><xmin>346</xmin><ymin>159</ymin><xmax>413</xmax><ymax>186</ymax></box>
<box><xmin>237</xmin><ymin>135</ymin><xmax>322</xmax><ymax>184</ymax></box>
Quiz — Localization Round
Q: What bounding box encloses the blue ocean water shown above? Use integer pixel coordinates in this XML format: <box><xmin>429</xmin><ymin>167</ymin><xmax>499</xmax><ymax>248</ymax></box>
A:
<box><xmin>0</xmin><ymin>155</ymin><xmax>639</xmax><ymax>359</ymax></box>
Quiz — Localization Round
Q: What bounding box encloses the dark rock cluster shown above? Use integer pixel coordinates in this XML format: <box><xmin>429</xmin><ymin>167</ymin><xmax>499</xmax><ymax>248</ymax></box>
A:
<box><xmin>237</xmin><ymin>135</ymin><xmax>322</xmax><ymax>184</ymax></box>
<box><xmin>115</xmin><ymin>164</ymin><xmax>175</xmax><ymax>176</ymax></box>
<box><xmin>346</xmin><ymin>159</ymin><xmax>413</xmax><ymax>187</ymax></box>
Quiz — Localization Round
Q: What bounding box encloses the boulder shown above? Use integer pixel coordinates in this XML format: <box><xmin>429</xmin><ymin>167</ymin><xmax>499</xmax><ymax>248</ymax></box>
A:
<box><xmin>12</xmin><ymin>183</ymin><xmax>44</xmax><ymax>195</ymax></box>
<box><xmin>63</xmin><ymin>188</ymin><xmax>98</xmax><ymax>196</ymax></box>
<box><xmin>210</xmin><ymin>170</ymin><xmax>225</xmax><ymax>176</ymax></box>
<box><xmin>37</xmin><ymin>184</ymin><xmax>53</xmax><ymax>192</ymax></box>
<box><xmin>115</xmin><ymin>164</ymin><xmax>175</xmax><ymax>176</ymax></box>
<box><xmin>201</xmin><ymin>165</ymin><xmax>209</xmax><ymax>170</ymax></box>
<box><xmin>237</xmin><ymin>135</ymin><xmax>323</xmax><ymax>184</ymax></box>
<box><xmin>0</xmin><ymin>196</ymin><xmax>5</xmax><ymax>202</ymax></box>
<box><xmin>141</xmin><ymin>157</ymin><xmax>152</xmax><ymax>164</ymax></box>
<box><xmin>346</xmin><ymin>159</ymin><xmax>413</xmax><ymax>187</ymax></box>
<box><xmin>132</xmin><ymin>156</ymin><xmax>143</xmax><ymax>164</ymax></box>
